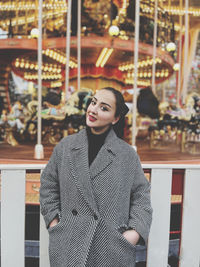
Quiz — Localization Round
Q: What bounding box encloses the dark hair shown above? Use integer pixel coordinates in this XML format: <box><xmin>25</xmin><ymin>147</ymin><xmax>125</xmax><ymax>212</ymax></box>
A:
<box><xmin>101</xmin><ymin>87</ymin><xmax>129</xmax><ymax>138</ymax></box>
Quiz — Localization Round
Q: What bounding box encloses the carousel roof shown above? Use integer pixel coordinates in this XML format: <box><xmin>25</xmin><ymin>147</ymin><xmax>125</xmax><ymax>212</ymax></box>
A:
<box><xmin>0</xmin><ymin>0</ymin><xmax>200</xmax><ymax>89</ymax></box>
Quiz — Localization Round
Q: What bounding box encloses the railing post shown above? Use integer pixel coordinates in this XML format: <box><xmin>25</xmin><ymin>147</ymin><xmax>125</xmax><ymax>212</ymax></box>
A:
<box><xmin>1</xmin><ymin>170</ymin><xmax>26</xmax><ymax>267</ymax></box>
<box><xmin>179</xmin><ymin>168</ymin><xmax>200</xmax><ymax>267</ymax></box>
<box><xmin>147</xmin><ymin>168</ymin><xmax>172</xmax><ymax>267</ymax></box>
<box><xmin>39</xmin><ymin>212</ymin><xmax>50</xmax><ymax>267</ymax></box>
<box><xmin>39</xmin><ymin>169</ymin><xmax>50</xmax><ymax>267</ymax></box>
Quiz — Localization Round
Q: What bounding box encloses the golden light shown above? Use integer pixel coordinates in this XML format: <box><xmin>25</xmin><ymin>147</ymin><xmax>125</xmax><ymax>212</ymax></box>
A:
<box><xmin>96</xmin><ymin>48</ymin><xmax>114</xmax><ymax>68</ymax></box>
<box><xmin>30</xmin><ymin>28</ymin><xmax>39</xmax><ymax>38</ymax></box>
<box><xmin>173</xmin><ymin>63</ymin><xmax>180</xmax><ymax>71</ymax></box>
<box><xmin>119</xmin><ymin>57</ymin><xmax>163</xmax><ymax>71</ymax></box>
<box><xmin>108</xmin><ymin>25</ymin><xmax>120</xmax><ymax>37</ymax></box>
<box><xmin>166</xmin><ymin>42</ymin><xmax>176</xmax><ymax>52</ymax></box>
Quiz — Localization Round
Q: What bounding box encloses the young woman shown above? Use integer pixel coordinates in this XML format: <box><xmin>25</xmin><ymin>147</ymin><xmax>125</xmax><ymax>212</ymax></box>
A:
<box><xmin>40</xmin><ymin>87</ymin><xmax>152</xmax><ymax>267</ymax></box>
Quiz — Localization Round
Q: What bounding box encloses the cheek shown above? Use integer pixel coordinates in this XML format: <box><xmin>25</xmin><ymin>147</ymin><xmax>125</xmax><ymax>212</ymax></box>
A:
<box><xmin>100</xmin><ymin>112</ymin><xmax>115</xmax><ymax>122</ymax></box>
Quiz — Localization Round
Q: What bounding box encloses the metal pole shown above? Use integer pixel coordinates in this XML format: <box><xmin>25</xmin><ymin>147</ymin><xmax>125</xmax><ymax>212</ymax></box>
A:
<box><xmin>132</xmin><ymin>0</ymin><xmax>140</xmax><ymax>148</ymax></box>
<box><xmin>182</xmin><ymin>0</ymin><xmax>189</xmax><ymax>104</ymax></box>
<box><xmin>177</xmin><ymin>0</ymin><xmax>183</xmax><ymax>106</ymax></box>
<box><xmin>34</xmin><ymin>0</ymin><xmax>44</xmax><ymax>159</ymax></box>
<box><xmin>152</xmin><ymin>0</ymin><xmax>158</xmax><ymax>95</ymax></box>
<box><xmin>65</xmin><ymin>0</ymin><xmax>72</xmax><ymax>100</ymax></box>
<box><xmin>77</xmin><ymin>0</ymin><xmax>81</xmax><ymax>91</ymax></box>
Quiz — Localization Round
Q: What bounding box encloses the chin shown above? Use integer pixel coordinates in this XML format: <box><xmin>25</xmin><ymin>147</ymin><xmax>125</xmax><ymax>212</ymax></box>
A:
<box><xmin>86</xmin><ymin>120</ymin><xmax>93</xmax><ymax>128</ymax></box>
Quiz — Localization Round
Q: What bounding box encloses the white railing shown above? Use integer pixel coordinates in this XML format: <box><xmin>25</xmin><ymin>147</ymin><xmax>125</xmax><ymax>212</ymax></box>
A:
<box><xmin>1</xmin><ymin>163</ymin><xmax>200</xmax><ymax>267</ymax></box>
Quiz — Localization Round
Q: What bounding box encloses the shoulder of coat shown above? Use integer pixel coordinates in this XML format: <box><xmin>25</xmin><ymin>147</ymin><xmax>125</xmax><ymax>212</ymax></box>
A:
<box><xmin>54</xmin><ymin>130</ymin><xmax>81</xmax><ymax>148</ymax></box>
<box><xmin>58</xmin><ymin>128</ymin><xmax>87</xmax><ymax>149</ymax></box>
<box><xmin>110</xmin><ymin>137</ymin><xmax>138</xmax><ymax>158</ymax></box>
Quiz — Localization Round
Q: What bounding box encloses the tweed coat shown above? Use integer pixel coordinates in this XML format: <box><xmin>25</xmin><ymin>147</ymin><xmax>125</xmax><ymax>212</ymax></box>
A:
<box><xmin>40</xmin><ymin>128</ymin><xmax>152</xmax><ymax>267</ymax></box>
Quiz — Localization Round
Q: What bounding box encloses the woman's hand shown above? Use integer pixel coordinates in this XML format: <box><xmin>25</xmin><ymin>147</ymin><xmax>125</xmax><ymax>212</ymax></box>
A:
<box><xmin>122</xmin><ymin>229</ymin><xmax>140</xmax><ymax>246</ymax></box>
<box><xmin>49</xmin><ymin>217</ymin><xmax>59</xmax><ymax>229</ymax></box>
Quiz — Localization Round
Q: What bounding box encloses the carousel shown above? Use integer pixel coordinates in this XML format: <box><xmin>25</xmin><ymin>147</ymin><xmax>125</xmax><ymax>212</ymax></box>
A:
<box><xmin>0</xmin><ymin>2</ymin><xmax>200</xmax><ymax>266</ymax></box>
<box><xmin>0</xmin><ymin>0</ymin><xmax>200</xmax><ymax>157</ymax></box>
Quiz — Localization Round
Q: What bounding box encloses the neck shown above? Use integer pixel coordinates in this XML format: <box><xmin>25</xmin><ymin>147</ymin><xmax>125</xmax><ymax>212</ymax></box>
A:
<box><xmin>90</xmin><ymin>125</ymin><xmax>111</xmax><ymax>135</ymax></box>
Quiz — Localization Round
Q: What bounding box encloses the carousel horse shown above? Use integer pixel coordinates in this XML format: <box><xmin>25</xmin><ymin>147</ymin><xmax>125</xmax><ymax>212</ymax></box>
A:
<box><xmin>180</xmin><ymin>93</ymin><xmax>200</xmax><ymax>153</ymax></box>
<box><xmin>149</xmin><ymin>93</ymin><xmax>200</xmax><ymax>151</ymax></box>
<box><xmin>25</xmin><ymin>88</ymin><xmax>93</xmax><ymax>144</ymax></box>
<box><xmin>0</xmin><ymin>101</ymin><xmax>26</xmax><ymax>146</ymax></box>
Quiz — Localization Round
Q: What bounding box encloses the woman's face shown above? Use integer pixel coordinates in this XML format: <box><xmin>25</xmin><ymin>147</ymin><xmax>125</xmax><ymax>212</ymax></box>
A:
<box><xmin>86</xmin><ymin>89</ymin><xmax>119</xmax><ymax>134</ymax></box>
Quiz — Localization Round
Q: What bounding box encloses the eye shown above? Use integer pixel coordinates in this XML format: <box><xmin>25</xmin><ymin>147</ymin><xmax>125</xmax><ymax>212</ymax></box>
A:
<box><xmin>100</xmin><ymin>106</ymin><xmax>108</xmax><ymax>111</ymax></box>
<box><xmin>91</xmin><ymin>99</ymin><xmax>96</xmax><ymax>105</ymax></box>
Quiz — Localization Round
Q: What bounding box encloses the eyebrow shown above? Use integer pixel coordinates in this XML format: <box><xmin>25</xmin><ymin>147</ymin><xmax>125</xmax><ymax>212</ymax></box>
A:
<box><xmin>93</xmin><ymin>97</ymin><xmax>112</xmax><ymax>108</ymax></box>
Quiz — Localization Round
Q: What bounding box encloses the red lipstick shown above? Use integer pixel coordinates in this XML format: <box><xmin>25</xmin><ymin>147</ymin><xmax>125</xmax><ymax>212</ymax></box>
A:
<box><xmin>88</xmin><ymin>115</ymin><xmax>97</xmax><ymax>122</ymax></box>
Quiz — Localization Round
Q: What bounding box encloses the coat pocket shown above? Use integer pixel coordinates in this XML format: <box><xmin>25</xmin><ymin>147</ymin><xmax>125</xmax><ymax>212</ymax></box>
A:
<box><xmin>48</xmin><ymin>214</ymin><xmax>75</xmax><ymax>267</ymax></box>
<box><xmin>115</xmin><ymin>224</ymin><xmax>136</xmax><ymax>250</ymax></box>
<box><xmin>106</xmin><ymin>223</ymin><xmax>136</xmax><ymax>266</ymax></box>
<box><xmin>48</xmin><ymin>220</ymin><xmax>62</xmax><ymax>232</ymax></box>
<box><xmin>116</xmin><ymin>231</ymin><xmax>136</xmax><ymax>250</ymax></box>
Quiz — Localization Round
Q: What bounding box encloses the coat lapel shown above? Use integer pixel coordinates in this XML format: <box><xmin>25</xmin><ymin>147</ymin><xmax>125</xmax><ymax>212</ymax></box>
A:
<box><xmin>68</xmin><ymin>128</ymin><xmax>118</xmax><ymax>213</ymax></box>
<box><xmin>69</xmin><ymin>129</ymin><xmax>98</xmax><ymax>213</ymax></box>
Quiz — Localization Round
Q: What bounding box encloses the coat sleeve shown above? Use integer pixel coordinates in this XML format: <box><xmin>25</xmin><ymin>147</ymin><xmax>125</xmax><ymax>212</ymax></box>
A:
<box><xmin>40</xmin><ymin>144</ymin><xmax>61</xmax><ymax>229</ymax></box>
<box><xmin>128</xmin><ymin>154</ymin><xmax>153</xmax><ymax>245</ymax></box>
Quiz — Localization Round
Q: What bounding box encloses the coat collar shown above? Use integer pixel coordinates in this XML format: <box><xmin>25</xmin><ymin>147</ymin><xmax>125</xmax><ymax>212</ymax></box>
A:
<box><xmin>69</xmin><ymin>128</ymin><xmax>119</xmax><ymax>213</ymax></box>
<box><xmin>71</xmin><ymin>127</ymin><xmax>118</xmax><ymax>153</ymax></box>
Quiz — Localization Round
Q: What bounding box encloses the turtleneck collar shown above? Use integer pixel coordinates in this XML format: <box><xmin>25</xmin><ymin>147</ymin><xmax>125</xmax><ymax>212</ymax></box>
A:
<box><xmin>86</xmin><ymin>126</ymin><xmax>111</xmax><ymax>166</ymax></box>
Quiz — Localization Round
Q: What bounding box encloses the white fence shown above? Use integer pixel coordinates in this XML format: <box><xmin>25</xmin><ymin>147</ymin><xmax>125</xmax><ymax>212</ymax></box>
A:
<box><xmin>1</xmin><ymin>163</ymin><xmax>200</xmax><ymax>267</ymax></box>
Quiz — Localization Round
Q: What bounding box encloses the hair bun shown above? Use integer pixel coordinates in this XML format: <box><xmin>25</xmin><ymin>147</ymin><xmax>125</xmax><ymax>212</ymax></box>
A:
<box><xmin>121</xmin><ymin>103</ymin><xmax>129</xmax><ymax>116</ymax></box>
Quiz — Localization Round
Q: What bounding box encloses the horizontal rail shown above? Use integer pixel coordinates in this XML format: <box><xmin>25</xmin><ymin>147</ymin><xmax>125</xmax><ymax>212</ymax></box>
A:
<box><xmin>0</xmin><ymin>163</ymin><xmax>200</xmax><ymax>170</ymax></box>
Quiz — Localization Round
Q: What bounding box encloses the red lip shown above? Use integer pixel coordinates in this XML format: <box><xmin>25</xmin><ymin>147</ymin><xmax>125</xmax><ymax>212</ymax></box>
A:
<box><xmin>88</xmin><ymin>115</ymin><xmax>97</xmax><ymax>122</ymax></box>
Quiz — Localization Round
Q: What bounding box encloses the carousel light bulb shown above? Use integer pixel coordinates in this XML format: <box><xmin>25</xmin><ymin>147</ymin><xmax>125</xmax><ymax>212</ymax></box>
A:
<box><xmin>49</xmin><ymin>50</ymin><xmax>53</xmax><ymax>57</ymax></box>
<box><xmin>30</xmin><ymin>28</ymin><xmax>39</xmax><ymax>38</ymax></box>
<box><xmin>15</xmin><ymin>61</ymin><xmax>20</xmax><ymax>67</ymax></box>
<box><xmin>156</xmin><ymin>72</ymin><xmax>160</xmax><ymax>77</ymax></box>
<box><xmin>161</xmin><ymin>72</ymin><xmax>164</xmax><ymax>77</ymax></box>
<box><xmin>62</xmin><ymin>58</ymin><xmax>66</xmax><ymax>64</ymax></box>
<box><xmin>56</xmin><ymin>54</ymin><xmax>61</xmax><ymax>61</ymax></box>
<box><xmin>166</xmin><ymin>42</ymin><xmax>176</xmax><ymax>52</ymax></box>
<box><xmin>108</xmin><ymin>25</ymin><xmax>120</xmax><ymax>37</ymax></box>
<box><xmin>20</xmin><ymin>62</ymin><xmax>25</xmax><ymax>68</ymax></box>
<box><xmin>45</xmin><ymin>49</ymin><xmax>50</xmax><ymax>56</ymax></box>
<box><xmin>148</xmin><ymin>72</ymin><xmax>152</xmax><ymax>77</ymax></box>
<box><xmin>173</xmin><ymin>63</ymin><xmax>180</xmax><ymax>71</ymax></box>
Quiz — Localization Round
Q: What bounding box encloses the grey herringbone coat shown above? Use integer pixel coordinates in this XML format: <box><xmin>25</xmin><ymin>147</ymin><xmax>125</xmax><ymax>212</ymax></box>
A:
<box><xmin>40</xmin><ymin>128</ymin><xmax>152</xmax><ymax>267</ymax></box>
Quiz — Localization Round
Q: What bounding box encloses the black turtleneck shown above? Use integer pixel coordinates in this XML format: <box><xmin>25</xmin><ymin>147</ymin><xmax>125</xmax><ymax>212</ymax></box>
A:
<box><xmin>86</xmin><ymin>127</ymin><xmax>110</xmax><ymax>166</ymax></box>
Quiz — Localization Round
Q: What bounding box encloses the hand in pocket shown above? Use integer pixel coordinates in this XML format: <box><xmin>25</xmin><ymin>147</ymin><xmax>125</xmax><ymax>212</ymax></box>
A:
<box><xmin>49</xmin><ymin>217</ymin><xmax>59</xmax><ymax>229</ymax></box>
<box><xmin>122</xmin><ymin>229</ymin><xmax>140</xmax><ymax>246</ymax></box>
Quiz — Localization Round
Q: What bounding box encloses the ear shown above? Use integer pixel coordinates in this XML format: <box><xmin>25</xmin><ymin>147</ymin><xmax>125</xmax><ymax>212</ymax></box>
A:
<box><xmin>112</xmin><ymin>116</ymin><xmax>120</xmax><ymax>125</ymax></box>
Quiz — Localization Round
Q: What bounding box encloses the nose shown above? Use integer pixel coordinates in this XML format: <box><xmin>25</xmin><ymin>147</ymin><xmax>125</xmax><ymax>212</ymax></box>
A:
<box><xmin>89</xmin><ymin>104</ymin><xmax>98</xmax><ymax>114</ymax></box>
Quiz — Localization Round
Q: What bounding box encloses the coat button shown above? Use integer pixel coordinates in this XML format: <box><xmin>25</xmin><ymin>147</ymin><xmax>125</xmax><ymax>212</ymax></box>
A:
<box><xmin>93</xmin><ymin>214</ymin><xmax>98</xmax><ymax>220</ymax></box>
<box><xmin>72</xmin><ymin>209</ymin><xmax>78</xmax><ymax>216</ymax></box>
